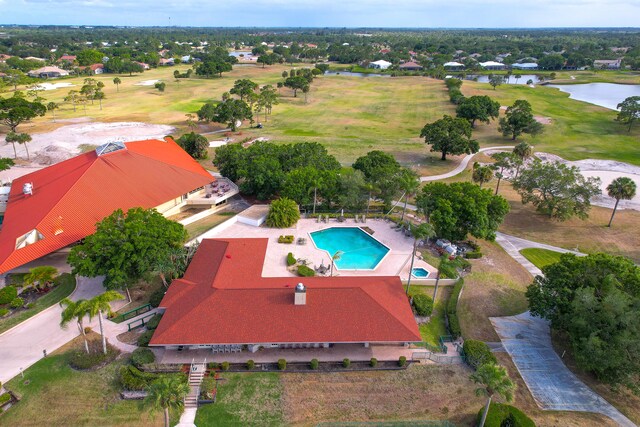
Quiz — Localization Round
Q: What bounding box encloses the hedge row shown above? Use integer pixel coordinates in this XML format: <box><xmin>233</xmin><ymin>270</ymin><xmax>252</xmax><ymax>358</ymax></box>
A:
<box><xmin>412</xmin><ymin>293</ymin><xmax>434</xmax><ymax>316</ymax></box>
<box><xmin>297</xmin><ymin>265</ymin><xmax>315</xmax><ymax>277</ymax></box>
<box><xmin>463</xmin><ymin>339</ymin><xmax>497</xmax><ymax>369</ymax></box>
<box><xmin>445</xmin><ymin>78</ymin><xmax>465</xmax><ymax>104</ymax></box>
<box><xmin>477</xmin><ymin>402</ymin><xmax>536</xmax><ymax>427</ymax></box>
<box><xmin>447</xmin><ymin>279</ymin><xmax>464</xmax><ymax>338</ymax></box>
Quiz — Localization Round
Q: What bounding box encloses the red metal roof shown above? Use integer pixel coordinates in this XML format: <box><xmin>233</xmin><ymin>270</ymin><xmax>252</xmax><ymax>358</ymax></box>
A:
<box><xmin>150</xmin><ymin>239</ymin><xmax>422</xmax><ymax>346</ymax></box>
<box><xmin>0</xmin><ymin>138</ymin><xmax>213</xmax><ymax>273</ymax></box>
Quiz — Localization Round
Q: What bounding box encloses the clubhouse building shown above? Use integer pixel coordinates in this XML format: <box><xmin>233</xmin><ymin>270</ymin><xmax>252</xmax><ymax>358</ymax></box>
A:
<box><xmin>0</xmin><ymin>138</ymin><xmax>216</xmax><ymax>274</ymax></box>
<box><xmin>150</xmin><ymin>238</ymin><xmax>421</xmax><ymax>353</ymax></box>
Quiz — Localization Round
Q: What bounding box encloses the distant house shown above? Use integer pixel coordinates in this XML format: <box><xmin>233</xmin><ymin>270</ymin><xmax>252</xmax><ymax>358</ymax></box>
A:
<box><xmin>158</xmin><ymin>49</ymin><xmax>170</xmax><ymax>57</ymax></box>
<box><xmin>380</xmin><ymin>49</ymin><xmax>391</xmax><ymax>54</ymax></box>
<box><xmin>479</xmin><ymin>61</ymin><xmax>506</xmax><ymax>70</ymax></box>
<box><xmin>0</xmin><ymin>54</ymin><xmax>12</xmax><ymax>63</ymax></box>
<box><xmin>134</xmin><ymin>61</ymin><xmax>150</xmax><ymax>70</ymax></box>
<box><xmin>306</xmin><ymin>43</ymin><xmax>318</xmax><ymax>48</ymax></box>
<box><xmin>89</xmin><ymin>63</ymin><xmax>104</xmax><ymax>74</ymax></box>
<box><xmin>159</xmin><ymin>58</ymin><xmax>175</xmax><ymax>66</ymax></box>
<box><xmin>27</xmin><ymin>66</ymin><xmax>69</xmax><ymax>78</ymax></box>
<box><xmin>399</xmin><ymin>61</ymin><xmax>423</xmax><ymax>71</ymax></box>
<box><xmin>180</xmin><ymin>55</ymin><xmax>191</xmax><ymax>63</ymax></box>
<box><xmin>24</xmin><ymin>56</ymin><xmax>45</xmax><ymax>62</ymax></box>
<box><xmin>57</xmin><ymin>55</ymin><xmax>76</xmax><ymax>64</ymax></box>
<box><xmin>443</xmin><ymin>61</ymin><xmax>465</xmax><ymax>70</ymax></box>
<box><xmin>369</xmin><ymin>60</ymin><xmax>392</xmax><ymax>70</ymax></box>
<box><xmin>511</xmin><ymin>63</ymin><xmax>538</xmax><ymax>70</ymax></box>
<box><xmin>594</xmin><ymin>59</ymin><xmax>622</xmax><ymax>70</ymax></box>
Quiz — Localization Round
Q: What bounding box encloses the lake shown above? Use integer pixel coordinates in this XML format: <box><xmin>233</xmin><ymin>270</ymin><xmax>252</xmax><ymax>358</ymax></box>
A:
<box><xmin>547</xmin><ymin>83</ymin><xmax>640</xmax><ymax>110</ymax></box>
<box><xmin>324</xmin><ymin>71</ymin><xmax>389</xmax><ymax>78</ymax></box>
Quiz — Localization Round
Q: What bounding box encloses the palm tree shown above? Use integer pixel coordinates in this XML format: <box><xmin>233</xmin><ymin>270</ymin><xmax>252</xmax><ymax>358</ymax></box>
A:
<box><xmin>86</xmin><ymin>291</ymin><xmax>124</xmax><ymax>354</ymax></box>
<box><xmin>144</xmin><ymin>376</ymin><xmax>190</xmax><ymax>427</ymax></box>
<box><xmin>60</xmin><ymin>298</ymin><xmax>91</xmax><ymax>354</ymax></box>
<box><xmin>23</xmin><ymin>265</ymin><xmax>58</xmax><ymax>291</ymax></box>
<box><xmin>364</xmin><ymin>182</ymin><xmax>376</xmax><ymax>217</ymax></box>
<box><xmin>512</xmin><ymin>142</ymin><xmax>533</xmax><ymax>178</ymax></box>
<box><xmin>310</xmin><ymin>174</ymin><xmax>324</xmax><ymax>215</ymax></box>
<box><xmin>330</xmin><ymin>250</ymin><xmax>344</xmax><ymax>277</ymax></box>
<box><xmin>398</xmin><ymin>169</ymin><xmax>420</xmax><ymax>222</ymax></box>
<box><xmin>470</xmin><ymin>363</ymin><xmax>516</xmax><ymax>427</ymax></box>
<box><xmin>491</xmin><ymin>152</ymin><xmax>515</xmax><ymax>195</ymax></box>
<box><xmin>405</xmin><ymin>223</ymin><xmax>435</xmax><ymax>295</ymax></box>
<box><xmin>472</xmin><ymin>165</ymin><xmax>493</xmax><ymax>188</ymax></box>
<box><xmin>432</xmin><ymin>257</ymin><xmax>444</xmax><ymax>302</ymax></box>
<box><xmin>113</xmin><ymin>77</ymin><xmax>121</xmax><ymax>92</ymax></box>
<box><xmin>606</xmin><ymin>177</ymin><xmax>637</xmax><ymax>227</ymax></box>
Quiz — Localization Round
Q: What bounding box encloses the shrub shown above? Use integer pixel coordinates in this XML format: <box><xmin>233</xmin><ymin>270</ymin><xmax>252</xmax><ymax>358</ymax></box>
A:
<box><xmin>266</xmin><ymin>198</ymin><xmax>300</xmax><ymax>228</ymax></box>
<box><xmin>84</xmin><ymin>326</ymin><xmax>92</xmax><ymax>334</ymax></box>
<box><xmin>476</xmin><ymin>402</ymin><xmax>536</xmax><ymax>427</ymax></box>
<box><xmin>0</xmin><ymin>286</ymin><xmax>17</xmax><ymax>304</ymax></box>
<box><xmin>119</xmin><ymin>365</ymin><xmax>158</xmax><ymax>390</ymax></box>
<box><xmin>131</xmin><ymin>348</ymin><xmax>155</xmax><ymax>367</ymax></box>
<box><xmin>278</xmin><ymin>358</ymin><xmax>287</xmax><ymax>370</ymax></box>
<box><xmin>447</xmin><ymin>279</ymin><xmax>464</xmax><ymax>338</ymax></box>
<box><xmin>200</xmin><ymin>376</ymin><xmax>216</xmax><ymax>399</ymax></box>
<box><xmin>0</xmin><ymin>308</ymin><xmax>8</xmax><ymax>317</ymax></box>
<box><xmin>9</xmin><ymin>297</ymin><xmax>23</xmax><ymax>309</ymax></box>
<box><xmin>398</xmin><ymin>356</ymin><xmax>407</xmax><ymax>367</ymax></box>
<box><xmin>297</xmin><ymin>265</ymin><xmax>315</xmax><ymax>277</ymax></box>
<box><xmin>287</xmin><ymin>252</ymin><xmax>296</xmax><ymax>266</ymax></box>
<box><xmin>68</xmin><ymin>341</ymin><xmax>119</xmax><ymax>370</ymax></box>
<box><xmin>278</xmin><ymin>235</ymin><xmax>295</xmax><ymax>244</ymax></box>
<box><xmin>207</xmin><ymin>362</ymin><xmax>219</xmax><ymax>370</ymax></box>
<box><xmin>137</xmin><ymin>329</ymin><xmax>154</xmax><ymax>347</ymax></box>
<box><xmin>310</xmin><ymin>359</ymin><xmax>319</xmax><ymax>370</ymax></box>
<box><xmin>370</xmin><ymin>357</ymin><xmax>378</xmax><ymax>367</ymax></box>
<box><xmin>149</xmin><ymin>289</ymin><xmax>166</xmax><ymax>308</ymax></box>
<box><xmin>465</xmin><ymin>251</ymin><xmax>483</xmax><ymax>259</ymax></box>
<box><xmin>343</xmin><ymin>358</ymin><xmax>351</xmax><ymax>368</ymax></box>
<box><xmin>221</xmin><ymin>361</ymin><xmax>230</xmax><ymax>371</ymax></box>
<box><xmin>412</xmin><ymin>293</ymin><xmax>434</xmax><ymax>316</ymax></box>
<box><xmin>26</xmin><ymin>302</ymin><xmax>35</xmax><ymax>309</ymax></box>
<box><xmin>246</xmin><ymin>360</ymin><xmax>255</xmax><ymax>370</ymax></box>
<box><xmin>463</xmin><ymin>339</ymin><xmax>498</xmax><ymax>369</ymax></box>
<box><xmin>0</xmin><ymin>393</ymin><xmax>11</xmax><ymax>405</ymax></box>
<box><xmin>145</xmin><ymin>314</ymin><xmax>162</xmax><ymax>330</ymax></box>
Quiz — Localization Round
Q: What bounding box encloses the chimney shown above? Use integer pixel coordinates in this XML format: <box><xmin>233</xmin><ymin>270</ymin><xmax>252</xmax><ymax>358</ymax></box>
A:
<box><xmin>294</xmin><ymin>283</ymin><xmax>306</xmax><ymax>305</ymax></box>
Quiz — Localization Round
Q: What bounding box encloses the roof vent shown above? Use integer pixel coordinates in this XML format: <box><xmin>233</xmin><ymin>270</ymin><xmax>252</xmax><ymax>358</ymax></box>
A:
<box><xmin>23</xmin><ymin>182</ymin><xmax>33</xmax><ymax>196</ymax></box>
<box><xmin>294</xmin><ymin>283</ymin><xmax>306</xmax><ymax>306</ymax></box>
<box><xmin>96</xmin><ymin>140</ymin><xmax>127</xmax><ymax>156</ymax></box>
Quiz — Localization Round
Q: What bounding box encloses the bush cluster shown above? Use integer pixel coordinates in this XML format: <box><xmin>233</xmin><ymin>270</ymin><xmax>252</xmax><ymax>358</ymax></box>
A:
<box><xmin>221</xmin><ymin>361</ymin><xmax>230</xmax><ymax>371</ymax></box>
<box><xmin>0</xmin><ymin>286</ymin><xmax>17</xmax><ymax>305</ymax></box>
<box><xmin>370</xmin><ymin>358</ymin><xmax>378</xmax><ymax>367</ymax></box>
<box><xmin>287</xmin><ymin>252</ymin><xmax>297</xmax><ymax>266</ymax></box>
<box><xmin>119</xmin><ymin>365</ymin><xmax>158</xmax><ymax>390</ymax></box>
<box><xmin>445</xmin><ymin>78</ymin><xmax>465</xmax><ymax>104</ymax></box>
<box><xmin>447</xmin><ymin>279</ymin><xmax>464</xmax><ymax>338</ymax></box>
<box><xmin>207</xmin><ymin>362</ymin><xmax>219</xmax><ymax>370</ymax></box>
<box><xmin>246</xmin><ymin>360</ymin><xmax>255</xmax><ymax>370</ymax></box>
<box><xmin>398</xmin><ymin>356</ymin><xmax>407</xmax><ymax>367</ymax></box>
<box><xmin>267</xmin><ymin>198</ymin><xmax>300</xmax><ymax>228</ymax></box>
<box><xmin>463</xmin><ymin>340</ymin><xmax>498</xmax><ymax>369</ymax></box>
<box><xmin>278</xmin><ymin>358</ymin><xmax>287</xmax><ymax>370</ymax></box>
<box><xmin>0</xmin><ymin>308</ymin><xmax>7</xmax><ymax>317</ymax></box>
<box><xmin>477</xmin><ymin>403</ymin><xmax>536</xmax><ymax>427</ymax></box>
<box><xmin>145</xmin><ymin>314</ymin><xmax>162</xmax><ymax>330</ymax></box>
<box><xmin>412</xmin><ymin>293</ymin><xmax>434</xmax><ymax>316</ymax></box>
<box><xmin>68</xmin><ymin>341</ymin><xmax>119</xmax><ymax>370</ymax></box>
<box><xmin>149</xmin><ymin>289</ymin><xmax>166</xmax><ymax>308</ymax></box>
<box><xmin>342</xmin><ymin>358</ymin><xmax>351</xmax><ymax>368</ymax></box>
<box><xmin>465</xmin><ymin>251</ymin><xmax>483</xmax><ymax>259</ymax></box>
<box><xmin>131</xmin><ymin>348</ymin><xmax>156</xmax><ymax>367</ymax></box>
<box><xmin>9</xmin><ymin>297</ymin><xmax>24</xmax><ymax>309</ymax></box>
<box><xmin>137</xmin><ymin>330</ymin><xmax>154</xmax><ymax>347</ymax></box>
<box><xmin>310</xmin><ymin>359</ymin><xmax>319</xmax><ymax>370</ymax></box>
<box><xmin>0</xmin><ymin>393</ymin><xmax>11</xmax><ymax>406</ymax></box>
<box><xmin>278</xmin><ymin>235</ymin><xmax>295</xmax><ymax>244</ymax></box>
<box><xmin>297</xmin><ymin>265</ymin><xmax>315</xmax><ymax>277</ymax></box>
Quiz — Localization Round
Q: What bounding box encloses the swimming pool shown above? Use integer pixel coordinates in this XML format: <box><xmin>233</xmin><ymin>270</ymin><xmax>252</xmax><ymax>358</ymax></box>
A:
<box><xmin>309</xmin><ymin>227</ymin><xmax>390</xmax><ymax>270</ymax></box>
<box><xmin>411</xmin><ymin>267</ymin><xmax>430</xmax><ymax>278</ymax></box>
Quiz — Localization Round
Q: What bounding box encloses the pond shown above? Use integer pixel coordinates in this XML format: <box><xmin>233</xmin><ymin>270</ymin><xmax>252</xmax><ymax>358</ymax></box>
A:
<box><xmin>228</xmin><ymin>51</ymin><xmax>254</xmax><ymax>57</ymax></box>
<box><xmin>547</xmin><ymin>83</ymin><xmax>640</xmax><ymax>110</ymax></box>
<box><xmin>324</xmin><ymin>71</ymin><xmax>389</xmax><ymax>78</ymax></box>
<box><xmin>465</xmin><ymin>74</ymin><xmax>542</xmax><ymax>85</ymax></box>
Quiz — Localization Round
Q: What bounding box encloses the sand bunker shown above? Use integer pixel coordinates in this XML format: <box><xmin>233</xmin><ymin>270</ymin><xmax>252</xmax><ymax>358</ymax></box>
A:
<box><xmin>32</xmin><ymin>82</ymin><xmax>76</xmax><ymax>91</ymax></box>
<box><xmin>135</xmin><ymin>79</ymin><xmax>161</xmax><ymax>86</ymax></box>
<box><xmin>0</xmin><ymin>121</ymin><xmax>175</xmax><ymax>166</ymax></box>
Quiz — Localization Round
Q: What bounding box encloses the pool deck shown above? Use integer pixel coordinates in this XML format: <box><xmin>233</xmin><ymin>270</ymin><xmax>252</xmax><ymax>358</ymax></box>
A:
<box><xmin>197</xmin><ymin>218</ymin><xmax>436</xmax><ymax>279</ymax></box>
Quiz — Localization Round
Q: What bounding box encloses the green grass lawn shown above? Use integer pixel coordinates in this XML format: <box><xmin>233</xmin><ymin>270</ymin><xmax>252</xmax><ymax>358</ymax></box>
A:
<box><xmin>184</xmin><ymin>211</ymin><xmax>237</xmax><ymax>240</ymax></box>
<box><xmin>0</xmin><ymin>273</ymin><xmax>76</xmax><ymax>335</ymax></box>
<box><xmin>407</xmin><ymin>285</ymin><xmax>452</xmax><ymax>348</ymax></box>
<box><xmin>519</xmin><ymin>248</ymin><xmax>564</xmax><ymax>270</ymax></box>
<box><xmin>3</xmin><ymin>344</ymin><xmax>166</xmax><ymax>426</ymax></box>
<box><xmin>194</xmin><ymin>372</ymin><xmax>284</xmax><ymax>426</ymax></box>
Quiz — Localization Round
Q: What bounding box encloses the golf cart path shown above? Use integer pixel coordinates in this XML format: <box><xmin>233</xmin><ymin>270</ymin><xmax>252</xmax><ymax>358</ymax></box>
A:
<box><xmin>419</xmin><ymin>146</ymin><xmax>514</xmax><ymax>182</ymax></box>
<box><xmin>494</xmin><ymin>232</ymin><xmax>585</xmax><ymax>277</ymax></box>
<box><xmin>491</xmin><ymin>312</ymin><xmax>636</xmax><ymax>427</ymax></box>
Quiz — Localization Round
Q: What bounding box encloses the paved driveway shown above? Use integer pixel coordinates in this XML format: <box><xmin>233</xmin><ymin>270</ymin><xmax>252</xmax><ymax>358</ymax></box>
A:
<box><xmin>491</xmin><ymin>312</ymin><xmax>636</xmax><ymax>427</ymax></box>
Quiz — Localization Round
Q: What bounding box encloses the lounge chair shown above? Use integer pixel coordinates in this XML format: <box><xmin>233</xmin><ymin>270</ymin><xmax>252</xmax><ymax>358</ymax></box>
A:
<box><xmin>362</xmin><ymin>215</ymin><xmax>366</xmax><ymax>223</ymax></box>
<box><xmin>354</xmin><ymin>214</ymin><xmax>359</xmax><ymax>222</ymax></box>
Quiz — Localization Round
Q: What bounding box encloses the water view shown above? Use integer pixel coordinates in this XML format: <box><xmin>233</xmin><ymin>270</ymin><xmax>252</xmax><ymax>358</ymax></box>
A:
<box><xmin>324</xmin><ymin>71</ymin><xmax>390</xmax><ymax>78</ymax></box>
<box><xmin>465</xmin><ymin>74</ymin><xmax>541</xmax><ymax>85</ymax></box>
<box><xmin>548</xmin><ymin>83</ymin><xmax>640</xmax><ymax>110</ymax></box>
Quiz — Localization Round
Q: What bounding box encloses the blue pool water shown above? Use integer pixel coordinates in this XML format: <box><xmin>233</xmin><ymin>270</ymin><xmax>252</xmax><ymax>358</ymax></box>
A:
<box><xmin>411</xmin><ymin>268</ymin><xmax>430</xmax><ymax>278</ymax></box>
<box><xmin>310</xmin><ymin>227</ymin><xmax>390</xmax><ymax>270</ymax></box>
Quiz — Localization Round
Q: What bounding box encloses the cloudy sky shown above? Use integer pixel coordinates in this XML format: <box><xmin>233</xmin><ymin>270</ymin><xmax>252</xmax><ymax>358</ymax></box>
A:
<box><xmin>1</xmin><ymin>0</ymin><xmax>639</xmax><ymax>27</ymax></box>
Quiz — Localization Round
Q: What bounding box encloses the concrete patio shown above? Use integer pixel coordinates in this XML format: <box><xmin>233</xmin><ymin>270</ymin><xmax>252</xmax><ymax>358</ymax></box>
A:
<box><xmin>196</xmin><ymin>218</ymin><xmax>436</xmax><ymax>280</ymax></box>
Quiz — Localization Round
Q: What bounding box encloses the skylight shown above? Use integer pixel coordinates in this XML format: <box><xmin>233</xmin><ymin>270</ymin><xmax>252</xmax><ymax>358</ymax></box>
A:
<box><xmin>95</xmin><ymin>141</ymin><xmax>127</xmax><ymax>156</ymax></box>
